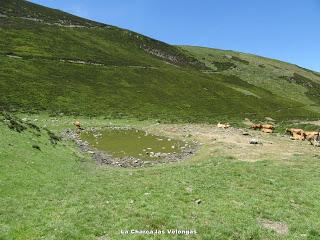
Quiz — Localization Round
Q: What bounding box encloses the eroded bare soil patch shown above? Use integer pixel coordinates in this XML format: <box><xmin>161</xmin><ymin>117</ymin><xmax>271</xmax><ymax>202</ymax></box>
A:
<box><xmin>258</xmin><ymin>219</ymin><xmax>289</xmax><ymax>235</ymax></box>
<box><xmin>144</xmin><ymin>123</ymin><xmax>320</xmax><ymax>162</ymax></box>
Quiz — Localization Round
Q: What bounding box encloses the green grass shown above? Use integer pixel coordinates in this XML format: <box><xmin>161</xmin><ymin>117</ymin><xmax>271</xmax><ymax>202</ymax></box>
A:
<box><xmin>0</xmin><ymin>0</ymin><xmax>103</xmax><ymax>27</ymax></box>
<box><xmin>1</xmin><ymin>3</ymin><xmax>320</xmax><ymax>239</ymax></box>
<box><xmin>2</xmin><ymin>52</ymin><xmax>317</xmax><ymax>122</ymax></box>
<box><xmin>180</xmin><ymin>46</ymin><xmax>320</xmax><ymax>115</ymax></box>
<box><xmin>280</xmin><ymin>73</ymin><xmax>320</xmax><ymax>105</ymax></box>
<box><xmin>1</xmin><ymin>114</ymin><xmax>320</xmax><ymax>240</ymax></box>
<box><xmin>0</xmin><ymin>0</ymin><xmax>320</xmax><ymax>123</ymax></box>
<box><xmin>0</xmin><ymin>0</ymin><xmax>204</xmax><ymax>69</ymax></box>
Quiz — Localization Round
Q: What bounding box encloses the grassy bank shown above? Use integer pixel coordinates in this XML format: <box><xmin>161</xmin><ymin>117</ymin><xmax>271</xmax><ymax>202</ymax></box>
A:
<box><xmin>1</xmin><ymin>114</ymin><xmax>320</xmax><ymax>240</ymax></box>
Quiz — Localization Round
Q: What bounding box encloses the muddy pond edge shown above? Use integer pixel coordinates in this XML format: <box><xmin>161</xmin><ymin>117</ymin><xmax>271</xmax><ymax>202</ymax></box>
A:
<box><xmin>61</xmin><ymin>127</ymin><xmax>200</xmax><ymax>168</ymax></box>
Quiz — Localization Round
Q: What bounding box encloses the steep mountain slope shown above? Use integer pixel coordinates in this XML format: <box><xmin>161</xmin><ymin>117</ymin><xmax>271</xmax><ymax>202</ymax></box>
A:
<box><xmin>0</xmin><ymin>0</ymin><xmax>319</xmax><ymax>122</ymax></box>
<box><xmin>0</xmin><ymin>0</ymin><xmax>204</xmax><ymax>68</ymax></box>
<box><xmin>181</xmin><ymin>46</ymin><xmax>320</xmax><ymax>114</ymax></box>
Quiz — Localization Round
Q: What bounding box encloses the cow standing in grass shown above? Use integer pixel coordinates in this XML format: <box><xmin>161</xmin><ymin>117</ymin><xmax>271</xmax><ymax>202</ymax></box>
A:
<box><xmin>74</xmin><ymin>121</ymin><xmax>84</xmax><ymax>133</ymax></box>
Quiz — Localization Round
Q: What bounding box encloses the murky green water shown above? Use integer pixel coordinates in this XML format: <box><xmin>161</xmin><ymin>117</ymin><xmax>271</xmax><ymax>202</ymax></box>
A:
<box><xmin>80</xmin><ymin>128</ymin><xmax>191</xmax><ymax>160</ymax></box>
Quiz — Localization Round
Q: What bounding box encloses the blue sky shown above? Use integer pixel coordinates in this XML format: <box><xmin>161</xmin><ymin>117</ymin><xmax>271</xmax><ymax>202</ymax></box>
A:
<box><xmin>30</xmin><ymin>0</ymin><xmax>320</xmax><ymax>71</ymax></box>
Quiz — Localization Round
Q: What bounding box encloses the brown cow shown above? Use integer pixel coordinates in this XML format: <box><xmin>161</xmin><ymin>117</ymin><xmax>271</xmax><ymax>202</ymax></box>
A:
<box><xmin>74</xmin><ymin>121</ymin><xmax>81</xmax><ymax>129</ymax></box>
<box><xmin>251</xmin><ymin>124</ymin><xmax>262</xmax><ymax>130</ymax></box>
<box><xmin>304</xmin><ymin>131</ymin><xmax>319</xmax><ymax>141</ymax></box>
<box><xmin>304</xmin><ymin>131</ymin><xmax>320</xmax><ymax>146</ymax></box>
<box><xmin>251</xmin><ymin>123</ymin><xmax>274</xmax><ymax>133</ymax></box>
<box><xmin>291</xmin><ymin>132</ymin><xmax>305</xmax><ymax>140</ymax></box>
<box><xmin>289</xmin><ymin>128</ymin><xmax>304</xmax><ymax>134</ymax></box>
<box><xmin>262</xmin><ymin>124</ymin><xmax>274</xmax><ymax>130</ymax></box>
<box><xmin>286</xmin><ymin>128</ymin><xmax>305</xmax><ymax>140</ymax></box>
<box><xmin>286</xmin><ymin>128</ymin><xmax>304</xmax><ymax>136</ymax></box>
<box><xmin>315</xmin><ymin>134</ymin><xmax>320</xmax><ymax>147</ymax></box>
<box><xmin>286</xmin><ymin>128</ymin><xmax>320</xmax><ymax>144</ymax></box>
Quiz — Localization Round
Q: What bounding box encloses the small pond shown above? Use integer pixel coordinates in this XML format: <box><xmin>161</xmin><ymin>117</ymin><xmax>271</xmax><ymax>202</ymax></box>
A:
<box><xmin>80</xmin><ymin>128</ymin><xmax>193</xmax><ymax>161</ymax></box>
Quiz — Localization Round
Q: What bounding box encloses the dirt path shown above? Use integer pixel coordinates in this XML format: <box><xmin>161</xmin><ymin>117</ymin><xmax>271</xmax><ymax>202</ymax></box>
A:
<box><xmin>144</xmin><ymin>124</ymin><xmax>319</xmax><ymax>162</ymax></box>
<box><xmin>5</xmin><ymin>54</ymin><xmax>158</xmax><ymax>70</ymax></box>
<box><xmin>1</xmin><ymin>14</ymin><xmax>95</xmax><ymax>28</ymax></box>
<box><xmin>302</xmin><ymin>120</ymin><xmax>320</xmax><ymax>126</ymax></box>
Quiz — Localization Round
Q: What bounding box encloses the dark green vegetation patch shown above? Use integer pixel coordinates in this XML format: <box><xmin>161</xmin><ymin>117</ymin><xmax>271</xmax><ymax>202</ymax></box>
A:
<box><xmin>281</xmin><ymin>73</ymin><xmax>320</xmax><ymax>104</ymax></box>
<box><xmin>1</xmin><ymin>111</ymin><xmax>60</xmax><ymax>144</ymax></box>
<box><xmin>230</xmin><ymin>55</ymin><xmax>250</xmax><ymax>65</ymax></box>
<box><xmin>2</xmin><ymin>111</ymin><xmax>27</xmax><ymax>133</ymax></box>
<box><xmin>211</xmin><ymin>61</ymin><xmax>236</xmax><ymax>71</ymax></box>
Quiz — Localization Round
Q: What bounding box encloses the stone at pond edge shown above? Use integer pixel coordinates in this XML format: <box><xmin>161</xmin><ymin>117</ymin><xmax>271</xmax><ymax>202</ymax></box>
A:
<box><xmin>61</xmin><ymin>128</ymin><xmax>199</xmax><ymax>168</ymax></box>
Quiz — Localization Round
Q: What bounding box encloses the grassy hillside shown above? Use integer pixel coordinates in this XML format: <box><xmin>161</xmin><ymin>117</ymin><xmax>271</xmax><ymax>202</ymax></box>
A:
<box><xmin>181</xmin><ymin>46</ymin><xmax>320</xmax><ymax>115</ymax></box>
<box><xmin>0</xmin><ymin>0</ymin><xmax>319</xmax><ymax>123</ymax></box>
<box><xmin>2</xmin><ymin>113</ymin><xmax>320</xmax><ymax>240</ymax></box>
<box><xmin>0</xmin><ymin>0</ymin><xmax>203</xmax><ymax>68</ymax></box>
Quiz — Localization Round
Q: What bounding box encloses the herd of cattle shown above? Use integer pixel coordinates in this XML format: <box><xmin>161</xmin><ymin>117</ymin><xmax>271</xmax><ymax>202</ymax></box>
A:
<box><xmin>250</xmin><ymin>123</ymin><xmax>320</xmax><ymax>146</ymax></box>
<box><xmin>286</xmin><ymin>128</ymin><xmax>320</xmax><ymax>142</ymax></box>
<box><xmin>217</xmin><ymin>122</ymin><xmax>320</xmax><ymax>146</ymax></box>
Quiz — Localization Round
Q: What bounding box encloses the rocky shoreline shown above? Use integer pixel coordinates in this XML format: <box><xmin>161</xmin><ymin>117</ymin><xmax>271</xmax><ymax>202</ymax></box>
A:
<box><xmin>61</xmin><ymin>128</ymin><xmax>200</xmax><ymax>168</ymax></box>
